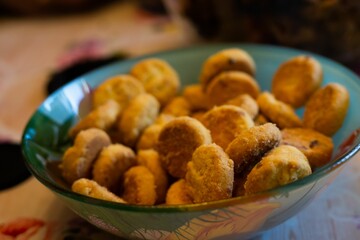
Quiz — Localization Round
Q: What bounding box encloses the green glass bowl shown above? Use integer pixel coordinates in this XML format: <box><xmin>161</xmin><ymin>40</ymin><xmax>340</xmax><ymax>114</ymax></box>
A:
<box><xmin>22</xmin><ymin>44</ymin><xmax>360</xmax><ymax>240</ymax></box>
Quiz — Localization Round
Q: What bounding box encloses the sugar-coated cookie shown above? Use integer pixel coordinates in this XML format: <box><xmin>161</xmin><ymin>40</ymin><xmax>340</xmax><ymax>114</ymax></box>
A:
<box><xmin>186</xmin><ymin>143</ymin><xmax>234</xmax><ymax>203</ymax></box>
<box><xmin>226</xmin><ymin>123</ymin><xmax>281</xmax><ymax>174</ymax></box>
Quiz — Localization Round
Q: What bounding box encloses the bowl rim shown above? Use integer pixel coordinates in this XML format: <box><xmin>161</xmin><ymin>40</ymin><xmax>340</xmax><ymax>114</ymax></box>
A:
<box><xmin>21</xmin><ymin>43</ymin><xmax>360</xmax><ymax>213</ymax></box>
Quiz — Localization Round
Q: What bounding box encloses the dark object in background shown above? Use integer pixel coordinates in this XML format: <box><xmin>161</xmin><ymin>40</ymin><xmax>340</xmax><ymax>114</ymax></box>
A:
<box><xmin>137</xmin><ymin>0</ymin><xmax>167</xmax><ymax>14</ymax></box>
<box><xmin>47</xmin><ymin>54</ymin><xmax>127</xmax><ymax>96</ymax></box>
<box><xmin>0</xmin><ymin>0</ymin><xmax>117</xmax><ymax>16</ymax></box>
<box><xmin>0</xmin><ymin>142</ymin><xmax>31</xmax><ymax>190</ymax></box>
<box><xmin>179</xmin><ymin>0</ymin><xmax>360</xmax><ymax>67</ymax></box>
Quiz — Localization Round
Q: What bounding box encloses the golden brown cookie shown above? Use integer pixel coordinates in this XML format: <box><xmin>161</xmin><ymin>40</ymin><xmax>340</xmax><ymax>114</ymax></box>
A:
<box><xmin>254</xmin><ymin>113</ymin><xmax>269</xmax><ymax>126</ymax></box>
<box><xmin>157</xmin><ymin>116</ymin><xmax>212</xmax><ymax>178</ymax></box>
<box><xmin>130</xmin><ymin>58</ymin><xmax>180</xmax><ymax>106</ymax></box>
<box><xmin>206</xmin><ymin>71</ymin><xmax>261</xmax><ymax>106</ymax></box>
<box><xmin>303</xmin><ymin>83</ymin><xmax>349</xmax><ymax>136</ymax></box>
<box><xmin>244</xmin><ymin>145</ymin><xmax>312</xmax><ymax>195</ymax></box>
<box><xmin>118</xmin><ymin>93</ymin><xmax>160</xmax><ymax>147</ymax></box>
<box><xmin>257</xmin><ymin>92</ymin><xmax>302</xmax><ymax>129</ymax></box>
<box><xmin>281</xmin><ymin>128</ymin><xmax>334</xmax><ymax>169</ymax></box>
<box><xmin>201</xmin><ymin>105</ymin><xmax>254</xmax><ymax>150</ymax></box>
<box><xmin>72</xmin><ymin>178</ymin><xmax>126</xmax><ymax>203</ymax></box>
<box><xmin>154</xmin><ymin>113</ymin><xmax>175</xmax><ymax>125</ymax></box>
<box><xmin>162</xmin><ymin>96</ymin><xmax>191</xmax><ymax>117</ymax></box>
<box><xmin>136</xmin><ymin>124</ymin><xmax>163</xmax><ymax>150</ymax></box>
<box><xmin>165</xmin><ymin>179</ymin><xmax>193</xmax><ymax>205</ymax></box>
<box><xmin>186</xmin><ymin>143</ymin><xmax>234</xmax><ymax>203</ymax></box>
<box><xmin>182</xmin><ymin>84</ymin><xmax>212</xmax><ymax>110</ymax></box>
<box><xmin>92</xmin><ymin>144</ymin><xmax>136</xmax><ymax>192</ymax></box>
<box><xmin>225</xmin><ymin>94</ymin><xmax>259</xmax><ymax>119</ymax></box>
<box><xmin>136</xmin><ymin>114</ymin><xmax>175</xmax><ymax>150</ymax></box>
<box><xmin>69</xmin><ymin>100</ymin><xmax>121</xmax><ymax>138</ymax></box>
<box><xmin>61</xmin><ymin>128</ymin><xmax>111</xmax><ymax>184</ymax></box>
<box><xmin>92</xmin><ymin>74</ymin><xmax>145</xmax><ymax>109</ymax></box>
<box><xmin>226</xmin><ymin>123</ymin><xmax>281</xmax><ymax>174</ymax></box>
<box><xmin>272</xmin><ymin>55</ymin><xmax>323</xmax><ymax>108</ymax></box>
<box><xmin>199</xmin><ymin>48</ymin><xmax>256</xmax><ymax>89</ymax></box>
<box><xmin>137</xmin><ymin>149</ymin><xmax>169</xmax><ymax>204</ymax></box>
<box><xmin>122</xmin><ymin>166</ymin><xmax>157</xmax><ymax>205</ymax></box>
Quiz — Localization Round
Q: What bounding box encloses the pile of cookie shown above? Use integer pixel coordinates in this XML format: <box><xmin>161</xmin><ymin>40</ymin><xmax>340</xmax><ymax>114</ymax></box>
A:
<box><xmin>61</xmin><ymin>48</ymin><xmax>349</xmax><ymax>205</ymax></box>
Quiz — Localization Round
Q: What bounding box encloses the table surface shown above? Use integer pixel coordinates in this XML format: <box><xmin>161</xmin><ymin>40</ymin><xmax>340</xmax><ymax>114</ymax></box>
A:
<box><xmin>0</xmin><ymin>1</ymin><xmax>360</xmax><ymax>239</ymax></box>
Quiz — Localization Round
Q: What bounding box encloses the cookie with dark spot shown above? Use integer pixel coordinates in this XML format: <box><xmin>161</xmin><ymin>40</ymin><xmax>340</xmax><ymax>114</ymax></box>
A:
<box><xmin>281</xmin><ymin>128</ymin><xmax>334</xmax><ymax>169</ymax></box>
<box><xmin>199</xmin><ymin>48</ymin><xmax>256</xmax><ymax>89</ymax></box>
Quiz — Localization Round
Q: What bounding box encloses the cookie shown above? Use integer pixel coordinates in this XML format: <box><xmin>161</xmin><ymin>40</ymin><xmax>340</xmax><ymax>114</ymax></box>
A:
<box><xmin>244</xmin><ymin>145</ymin><xmax>312</xmax><ymax>195</ymax></box>
<box><xmin>92</xmin><ymin>144</ymin><xmax>136</xmax><ymax>192</ymax></box>
<box><xmin>122</xmin><ymin>166</ymin><xmax>157</xmax><ymax>205</ymax></box>
<box><xmin>118</xmin><ymin>93</ymin><xmax>160</xmax><ymax>147</ymax></box>
<box><xmin>206</xmin><ymin>71</ymin><xmax>260</xmax><ymax>106</ymax></box>
<box><xmin>257</xmin><ymin>92</ymin><xmax>302</xmax><ymax>129</ymax></box>
<box><xmin>157</xmin><ymin>116</ymin><xmax>212</xmax><ymax>178</ymax></box>
<box><xmin>130</xmin><ymin>58</ymin><xmax>180</xmax><ymax>106</ymax></box>
<box><xmin>186</xmin><ymin>143</ymin><xmax>234</xmax><ymax>203</ymax></box>
<box><xmin>92</xmin><ymin>74</ymin><xmax>145</xmax><ymax>109</ymax></box>
<box><xmin>165</xmin><ymin>179</ymin><xmax>193</xmax><ymax>205</ymax></box>
<box><xmin>303</xmin><ymin>83</ymin><xmax>349</xmax><ymax>136</ymax></box>
<box><xmin>61</xmin><ymin>128</ymin><xmax>111</xmax><ymax>184</ymax></box>
<box><xmin>200</xmin><ymin>48</ymin><xmax>256</xmax><ymax>89</ymax></box>
<box><xmin>226</xmin><ymin>123</ymin><xmax>281</xmax><ymax>174</ymax></box>
<box><xmin>225</xmin><ymin>94</ymin><xmax>259</xmax><ymax>119</ymax></box>
<box><xmin>281</xmin><ymin>128</ymin><xmax>334</xmax><ymax>169</ymax></box>
<box><xmin>72</xmin><ymin>178</ymin><xmax>126</xmax><ymax>203</ymax></box>
<box><xmin>254</xmin><ymin>113</ymin><xmax>269</xmax><ymax>126</ymax></box>
<box><xmin>162</xmin><ymin>96</ymin><xmax>191</xmax><ymax>117</ymax></box>
<box><xmin>182</xmin><ymin>84</ymin><xmax>212</xmax><ymax>110</ymax></box>
<box><xmin>272</xmin><ymin>55</ymin><xmax>323</xmax><ymax>108</ymax></box>
<box><xmin>201</xmin><ymin>105</ymin><xmax>254</xmax><ymax>150</ymax></box>
<box><xmin>137</xmin><ymin>149</ymin><xmax>169</xmax><ymax>204</ymax></box>
<box><xmin>136</xmin><ymin>114</ymin><xmax>175</xmax><ymax>150</ymax></box>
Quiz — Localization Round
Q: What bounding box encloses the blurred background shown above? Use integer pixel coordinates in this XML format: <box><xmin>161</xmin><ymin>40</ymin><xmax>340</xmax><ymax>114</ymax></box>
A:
<box><xmin>1</xmin><ymin>0</ymin><xmax>359</xmax><ymax>67</ymax></box>
<box><xmin>174</xmin><ymin>0</ymin><xmax>360</xmax><ymax>69</ymax></box>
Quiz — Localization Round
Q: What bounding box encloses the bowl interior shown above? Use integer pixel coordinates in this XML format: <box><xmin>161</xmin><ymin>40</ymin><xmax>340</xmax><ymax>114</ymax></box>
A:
<box><xmin>22</xmin><ymin>43</ymin><xmax>360</xmax><ymax>210</ymax></box>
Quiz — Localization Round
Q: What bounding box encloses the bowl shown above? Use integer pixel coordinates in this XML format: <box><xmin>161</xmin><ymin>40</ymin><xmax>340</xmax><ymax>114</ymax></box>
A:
<box><xmin>22</xmin><ymin>44</ymin><xmax>360</xmax><ymax>240</ymax></box>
